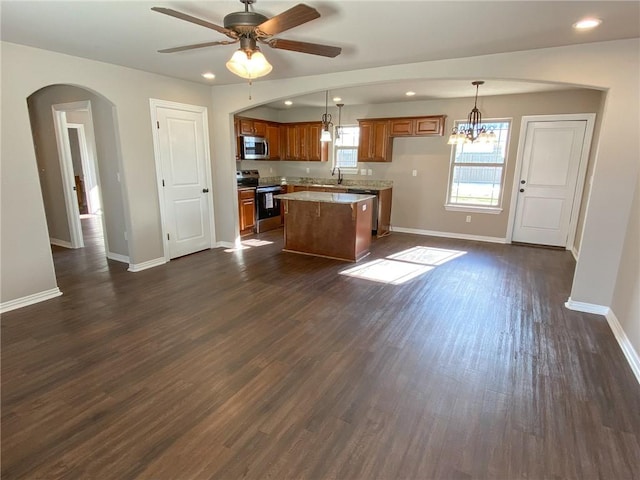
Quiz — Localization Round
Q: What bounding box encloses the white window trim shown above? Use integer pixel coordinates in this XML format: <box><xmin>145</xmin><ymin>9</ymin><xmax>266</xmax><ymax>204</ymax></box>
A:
<box><xmin>332</xmin><ymin>124</ymin><xmax>359</xmax><ymax>174</ymax></box>
<box><xmin>444</xmin><ymin>204</ymin><xmax>503</xmax><ymax>214</ymax></box>
<box><xmin>445</xmin><ymin>118</ymin><xmax>512</xmax><ymax>211</ymax></box>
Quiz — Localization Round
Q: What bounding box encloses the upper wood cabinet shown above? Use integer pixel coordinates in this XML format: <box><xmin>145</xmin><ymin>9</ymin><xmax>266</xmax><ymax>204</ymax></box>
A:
<box><xmin>358</xmin><ymin>119</ymin><xmax>393</xmax><ymax>162</ymax></box>
<box><xmin>265</xmin><ymin>124</ymin><xmax>281</xmax><ymax>160</ymax></box>
<box><xmin>390</xmin><ymin>115</ymin><xmax>446</xmax><ymax>136</ymax></box>
<box><xmin>235</xmin><ymin>116</ymin><xmax>327</xmax><ymax>162</ymax></box>
<box><xmin>238</xmin><ymin>117</ymin><xmax>267</xmax><ymax>136</ymax></box>
<box><xmin>280</xmin><ymin>122</ymin><xmax>327</xmax><ymax>162</ymax></box>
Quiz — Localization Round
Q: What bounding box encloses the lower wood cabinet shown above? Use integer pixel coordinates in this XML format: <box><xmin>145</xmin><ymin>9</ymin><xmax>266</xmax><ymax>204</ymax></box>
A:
<box><xmin>238</xmin><ymin>189</ymin><xmax>256</xmax><ymax>236</ymax></box>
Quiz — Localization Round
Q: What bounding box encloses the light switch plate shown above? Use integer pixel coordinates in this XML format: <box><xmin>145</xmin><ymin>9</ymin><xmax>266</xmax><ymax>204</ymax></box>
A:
<box><xmin>412</xmin><ymin>170</ymin><xmax>418</xmax><ymax>177</ymax></box>
<box><xmin>360</xmin><ymin>168</ymin><xmax>367</xmax><ymax>175</ymax></box>
<box><xmin>367</xmin><ymin>169</ymin><xmax>372</xmax><ymax>176</ymax></box>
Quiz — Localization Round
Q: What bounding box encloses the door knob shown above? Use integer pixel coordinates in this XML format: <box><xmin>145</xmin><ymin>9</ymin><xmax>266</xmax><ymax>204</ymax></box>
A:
<box><xmin>520</xmin><ymin>180</ymin><xmax>526</xmax><ymax>184</ymax></box>
<box><xmin>520</xmin><ymin>188</ymin><xmax>525</xmax><ymax>193</ymax></box>
<box><xmin>202</xmin><ymin>188</ymin><xmax>209</xmax><ymax>193</ymax></box>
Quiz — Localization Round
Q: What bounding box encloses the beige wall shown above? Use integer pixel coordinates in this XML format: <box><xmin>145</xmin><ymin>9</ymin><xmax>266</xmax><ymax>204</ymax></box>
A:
<box><xmin>241</xmin><ymin>89</ymin><xmax>603</xmax><ymax>241</ymax></box>
<box><xmin>1</xmin><ymin>41</ymin><xmax>213</xmax><ymax>303</ymax></box>
<box><xmin>611</xmin><ymin>171</ymin><xmax>640</xmax><ymax>357</ymax></box>
<box><xmin>27</xmin><ymin>85</ymin><xmax>128</xmax><ymax>256</ymax></box>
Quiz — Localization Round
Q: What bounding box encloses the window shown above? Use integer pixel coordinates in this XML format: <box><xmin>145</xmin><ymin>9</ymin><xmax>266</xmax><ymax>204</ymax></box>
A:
<box><xmin>333</xmin><ymin>125</ymin><xmax>359</xmax><ymax>172</ymax></box>
<box><xmin>446</xmin><ymin>120</ymin><xmax>510</xmax><ymax>211</ymax></box>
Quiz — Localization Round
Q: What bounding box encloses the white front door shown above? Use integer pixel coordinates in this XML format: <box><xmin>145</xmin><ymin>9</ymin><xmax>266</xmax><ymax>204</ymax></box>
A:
<box><xmin>154</xmin><ymin>103</ymin><xmax>212</xmax><ymax>259</ymax></box>
<box><xmin>512</xmin><ymin>120</ymin><xmax>588</xmax><ymax>247</ymax></box>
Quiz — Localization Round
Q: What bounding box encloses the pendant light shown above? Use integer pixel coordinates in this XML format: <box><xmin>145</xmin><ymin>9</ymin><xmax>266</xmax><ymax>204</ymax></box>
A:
<box><xmin>320</xmin><ymin>90</ymin><xmax>333</xmax><ymax>142</ymax></box>
<box><xmin>334</xmin><ymin>103</ymin><xmax>344</xmax><ymax>143</ymax></box>
<box><xmin>448</xmin><ymin>81</ymin><xmax>497</xmax><ymax>145</ymax></box>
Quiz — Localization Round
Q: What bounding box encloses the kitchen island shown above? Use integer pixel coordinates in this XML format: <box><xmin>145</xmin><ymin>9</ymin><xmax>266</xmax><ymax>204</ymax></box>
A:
<box><xmin>275</xmin><ymin>191</ymin><xmax>375</xmax><ymax>262</ymax></box>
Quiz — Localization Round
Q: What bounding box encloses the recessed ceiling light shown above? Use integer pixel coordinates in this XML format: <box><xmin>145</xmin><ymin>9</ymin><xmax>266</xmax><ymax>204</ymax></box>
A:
<box><xmin>406</xmin><ymin>91</ymin><xmax>416</xmax><ymax>96</ymax></box>
<box><xmin>201</xmin><ymin>72</ymin><xmax>215</xmax><ymax>80</ymax></box>
<box><xmin>333</xmin><ymin>96</ymin><xmax>342</xmax><ymax>102</ymax></box>
<box><xmin>284</xmin><ymin>100</ymin><xmax>293</xmax><ymax>106</ymax></box>
<box><xmin>573</xmin><ymin>18</ymin><xmax>602</xmax><ymax>30</ymax></box>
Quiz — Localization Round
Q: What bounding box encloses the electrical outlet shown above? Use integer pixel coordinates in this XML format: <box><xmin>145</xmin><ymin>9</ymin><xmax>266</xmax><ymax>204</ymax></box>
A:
<box><xmin>466</xmin><ymin>215</ymin><xmax>472</xmax><ymax>223</ymax></box>
<box><xmin>306</xmin><ymin>167</ymin><xmax>310</xmax><ymax>173</ymax></box>
<box><xmin>367</xmin><ymin>169</ymin><xmax>373</xmax><ymax>176</ymax></box>
<box><xmin>360</xmin><ymin>168</ymin><xmax>367</xmax><ymax>175</ymax></box>
<box><xmin>412</xmin><ymin>170</ymin><xmax>417</xmax><ymax>177</ymax></box>
<box><xmin>269</xmin><ymin>167</ymin><xmax>273</xmax><ymax>173</ymax></box>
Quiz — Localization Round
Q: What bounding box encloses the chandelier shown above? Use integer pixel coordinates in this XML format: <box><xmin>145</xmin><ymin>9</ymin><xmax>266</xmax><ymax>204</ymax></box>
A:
<box><xmin>320</xmin><ymin>91</ymin><xmax>333</xmax><ymax>142</ymax></box>
<box><xmin>448</xmin><ymin>81</ymin><xmax>496</xmax><ymax>145</ymax></box>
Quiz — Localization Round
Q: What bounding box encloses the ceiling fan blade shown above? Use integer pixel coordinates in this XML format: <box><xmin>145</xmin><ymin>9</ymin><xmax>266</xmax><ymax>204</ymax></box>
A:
<box><xmin>151</xmin><ymin>7</ymin><xmax>236</xmax><ymax>38</ymax></box>
<box><xmin>267</xmin><ymin>38</ymin><xmax>341</xmax><ymax>58</ymax></box>
<box><xmin>257</xmin><ymin>4</ymin><xmax>320</xmax><ymax>36</ymax></box>
<box><xmin>158</xmin><ymin>40</ymin><xmax>237</xmax><ymax>54</ymax></box>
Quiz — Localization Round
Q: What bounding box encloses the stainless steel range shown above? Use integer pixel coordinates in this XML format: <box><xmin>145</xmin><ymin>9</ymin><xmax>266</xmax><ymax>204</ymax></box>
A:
<box><xmin>236</xmin><ymin>170</ymin><xmax>283</xmax><ymax>233</ymax></box>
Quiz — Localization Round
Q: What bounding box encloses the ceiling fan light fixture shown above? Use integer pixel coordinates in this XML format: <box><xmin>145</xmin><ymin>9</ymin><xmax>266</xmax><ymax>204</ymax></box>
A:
<box><xmin>226</xmin><ymin>48</ymin><xmax>272</xmax><ymax>79</ymax></box>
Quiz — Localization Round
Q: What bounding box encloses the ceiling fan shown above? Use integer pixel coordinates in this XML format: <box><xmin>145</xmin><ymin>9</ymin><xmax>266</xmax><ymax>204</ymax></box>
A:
<box><xmin>152</xmin><ymin>0</ymin><xmax>341</xmax><ymax>80</ymax></box>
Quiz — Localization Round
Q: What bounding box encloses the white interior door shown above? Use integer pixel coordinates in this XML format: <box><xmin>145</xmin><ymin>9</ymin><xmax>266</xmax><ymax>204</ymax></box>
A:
<box><xmin>155</xmin><ymin>104</ymin><xmax>212</xmax><ymax>259</ymax></box>
<box><xmin>512</xmin><ymin>120</ymin><xmax>588</xmax><ymax>247</ymax></box>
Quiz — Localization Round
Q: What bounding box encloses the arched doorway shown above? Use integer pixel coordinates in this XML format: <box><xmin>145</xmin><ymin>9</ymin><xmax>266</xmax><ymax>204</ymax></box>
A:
<box><xmin>27</xmin><ymin>84</ymin><xmax>130</xmax><ymax>275</ymax></box>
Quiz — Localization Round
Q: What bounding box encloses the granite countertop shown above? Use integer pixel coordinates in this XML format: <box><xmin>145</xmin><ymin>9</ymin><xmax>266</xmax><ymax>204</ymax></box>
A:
<box><xmin>260</xmin><ymin>176</ymin><xmax>392</xmax><ymax>191</ymax></box>
<box><xmin>275</xmin><ymin>191</ymin><xmax>376</xmax><ymax>204</ymax></box>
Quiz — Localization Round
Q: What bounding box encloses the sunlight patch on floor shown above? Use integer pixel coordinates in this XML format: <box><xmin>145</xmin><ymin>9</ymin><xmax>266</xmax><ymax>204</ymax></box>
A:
<box><xmin>340</xmin><ymin>246</ymin><xmax>466</xmax><ymax>285</ymax></box>
<box><xmin>341</xmin><ymin>259</ymin><xmax>434</xmax><ymax>285</ymax></box>
<box><xmin>224</xmin><ymin>238</ymin><xmax>274</xmax><ymax>252</ymax></box>
<box><xmin>387</xmin><ymin>246</ymin><xmax>467</xmax><ymax>266</ymax></box>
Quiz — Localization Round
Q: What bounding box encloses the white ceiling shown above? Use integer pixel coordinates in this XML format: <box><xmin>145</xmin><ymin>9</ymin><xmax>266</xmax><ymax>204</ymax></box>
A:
<box><xmin>2</xmin><ymin>1</ymin><xmax>638</xmax><ymax>106</ymax></box>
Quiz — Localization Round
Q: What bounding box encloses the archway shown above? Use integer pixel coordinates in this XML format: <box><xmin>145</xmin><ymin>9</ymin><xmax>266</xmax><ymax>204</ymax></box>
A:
<box><xmin>26</xmin><ymin>83</ymin><xmax>130</xmax><ymax>276</ymax></box>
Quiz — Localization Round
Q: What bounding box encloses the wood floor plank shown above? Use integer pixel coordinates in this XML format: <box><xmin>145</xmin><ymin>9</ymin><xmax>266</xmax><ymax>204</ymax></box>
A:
<box><xmin>1</xmin><ymin>216</ymin><xmax>639</xmax><ymax>479</ymax></box>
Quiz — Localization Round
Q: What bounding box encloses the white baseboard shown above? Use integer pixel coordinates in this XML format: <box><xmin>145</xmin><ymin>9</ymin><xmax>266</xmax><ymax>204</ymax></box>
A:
<box><xmin>606</xmin><ymin>309</ymin><xmax>640</xmax><ymax>384</ymax></box>
<box><xmin>0</xmin><ymin>287</ymin><xmax>63</xmax><ymax>314</ymax></box>
<box><xmin>564</xmin><ymin>298</ymin><xmax>610</xmax><ymax>315</ymax></box>
<box><xmin>107</xmin><ymin>252</ymin><xmax>129</xmax><ymax>264</ymax></box>
<box><xmin>571</xmin><ymin>247</ymin><xmax>579</xmax><ymax>262</ymax></box>
<box><xmin>128</xmin><ymin>257</ymin><xmax>166</xmax><ymax>272</ymax></box>
<box><xmin>50</xmin><ymin>238</ymin><xmax>73</xmax><ymax>248</ymax></box>
<box><xmin>390</xmin><ymin>226</ymin><xmax>507</xmax><ymax>244</ymax></box>
<box><xmin>216</xmin><ymin>241</ymin><xmax>236</xmax><ymax>249</ymax></box>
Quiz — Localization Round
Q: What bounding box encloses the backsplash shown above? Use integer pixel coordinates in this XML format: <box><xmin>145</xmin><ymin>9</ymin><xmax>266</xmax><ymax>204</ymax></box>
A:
<box><xmin>259</xmin><ymin>176</ymin><xmax>393</xmax><ymax>188</ymax></box>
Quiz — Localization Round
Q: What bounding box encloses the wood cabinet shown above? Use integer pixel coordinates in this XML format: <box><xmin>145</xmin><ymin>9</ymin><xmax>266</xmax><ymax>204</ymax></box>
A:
<box><xmin>376</xmin><ymin>188</ymin><xmax>393</xmax><ymax>237</ymax></box>
<box><xmin>280</xmin><ymin>122</ymin><xmax>327</xmax><ymax>161</ymax></box>
<box><xmin>238</xmin><ymin>188</ymin><xmax>256</xmax><ymax>236</ymax></box>
<box><xmin>235</xmin><ymin>116</ymin><xmax>328</xmax><ymax>162</ymax></box>
<box><xmin>266</xmin><ymin>124</ymin><xmax>281</xmax><ymax>160</ymax></box>
<box><xmin>238</xmin><ymin>117</ymin><xmax>267</xmax><ymax>136</ymax></box>
<box><xmin>390</xmin><ymin>116</ymin><xmax>446</xmax><ymax>136</ymax></box>
<box><xmin>358</xmin><ymin>119</ymin><xmax>393</xmax><ymax>162</ymax></box>
<box><xmin>282</xmin><ymin>124</ymin><xmax>300</xmax><ymax>160</ymax></box>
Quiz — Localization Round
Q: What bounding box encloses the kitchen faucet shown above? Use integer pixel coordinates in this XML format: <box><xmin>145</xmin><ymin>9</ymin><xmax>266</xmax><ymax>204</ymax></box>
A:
<box><xmin>331</xmin><ymin>166</ymin><xmax>343</xmax><ymax>185</ymax></box>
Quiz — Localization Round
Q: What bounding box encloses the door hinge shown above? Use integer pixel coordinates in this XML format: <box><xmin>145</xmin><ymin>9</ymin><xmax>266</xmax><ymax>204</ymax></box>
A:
<box><xmin>157</xmin><ymin>121</ymin><xmax>160</xmax><ymax>129</ymax></box>
<box><xmin>162</xmin><ymin>179</ymin><xmax>165</xmax><ymax>187</ymax></box>
<box><xmin>167</xmin><ymin>233</ymin><xmax>170</xmax><ymax>240</ymax></box>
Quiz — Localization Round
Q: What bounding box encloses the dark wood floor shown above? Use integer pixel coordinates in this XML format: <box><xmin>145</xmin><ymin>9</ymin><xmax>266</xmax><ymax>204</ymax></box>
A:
<box><xmin>2</xmin><ymin>216</ymin><xmax>639</xmax><ymax>479</ymax></box>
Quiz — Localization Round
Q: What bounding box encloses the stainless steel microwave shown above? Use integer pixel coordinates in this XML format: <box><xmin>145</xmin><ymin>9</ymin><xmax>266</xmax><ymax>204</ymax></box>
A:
<box><xmin>240</xmin><ymin>136</ymin><xmax>269</xmax><ymax>160</ymax></box>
